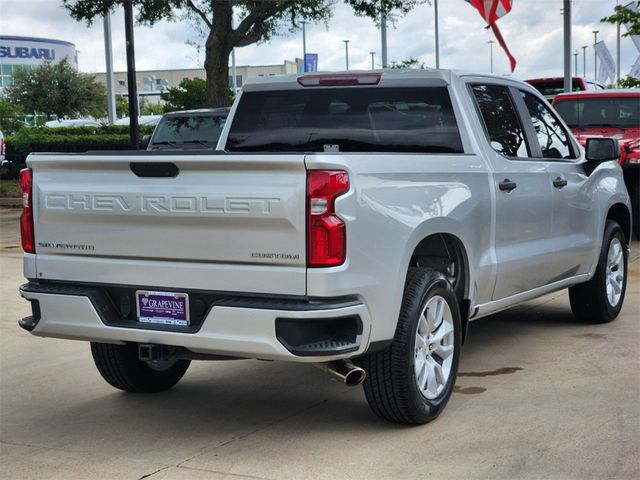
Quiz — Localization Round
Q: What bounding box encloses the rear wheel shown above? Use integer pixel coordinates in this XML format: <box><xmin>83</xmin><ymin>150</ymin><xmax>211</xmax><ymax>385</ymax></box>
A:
<box><xmin>91</xmin><ymin>342</ymin><xmax>190</xmax><ymax>393</ymax></box>
<box><xmin>569</xmin><ymin>220</ymin><xmax>628</xmax><ymax>323</ymax></box>
<box><xmin>360</xmin><ymin>268</ymin><xmax>461</xmax><ymax>424</ymax></box>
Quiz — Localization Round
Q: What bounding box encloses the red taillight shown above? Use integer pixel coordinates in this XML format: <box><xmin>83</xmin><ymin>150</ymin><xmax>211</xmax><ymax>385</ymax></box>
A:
<box><xmin>19</xmin><ymin>168</ymin><xmax>35</xmax><ymax>253</ymax></box>
<box><xmin>307</xmin><ymin>170</ymin><xmax>349</xmax><ymax>267</ymax></box>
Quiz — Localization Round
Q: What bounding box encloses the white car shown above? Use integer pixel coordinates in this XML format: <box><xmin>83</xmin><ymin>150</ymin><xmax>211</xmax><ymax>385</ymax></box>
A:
<box><xmin>45</xmin><ymin>119</ymin><xmax>102</xmax><ymax>128</ymax></box>
<box><xmin>115</xmin><ymin>115</ymin><xmax>162</xmax><ymax>127</ymax></box>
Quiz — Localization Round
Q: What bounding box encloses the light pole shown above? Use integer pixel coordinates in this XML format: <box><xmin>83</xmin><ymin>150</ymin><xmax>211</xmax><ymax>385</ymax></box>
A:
<box><xmin>434</xmin><ymin>0</ymin><xmax>440</xmax><ymax>68</ymax></box>
<box><xmin>103</xmin><ymin>13</ymin><xmax>116</xmax><ymax>124</ymax></box>
<box><xmin>488</xmin><ymin>40</ymin><xmax>495</xmax><ymax>73</ymax></box>
<box><xmin>343</xmin><ymin>39</ymin><xmax>350</xmax><ymax>70</ymax></box>
<box><xmin>574</xmin><ymin>51</ymin><xmax>578</xmax><ymax>77</ymax></box>
<box><xmin>593</xmin><ymin>30</ymin><xmax>599</xmax><ymax>81</ymax></box>
<box><xmin>563</xmin><ymin>0</ymin><xmax>571</xmax><ymax>93</ymax></box>
<box><xmin>301</xmin><ymin>21</ymin><xmax>308</xmax><ymax>72</ymax></box>
<box><xmin>381</xmin><ymin>2</ymin><xmax>387</xmax><ymax>68</ymax></box>
<box><xmin>370</xmin><ymin>51</ymin><xmax>376</xmax><ymax>70</ymax></box>
<box><xmin>582</xmin><ymin>45</ymin><xmax>587</xmax><ymax>77</ymax></box>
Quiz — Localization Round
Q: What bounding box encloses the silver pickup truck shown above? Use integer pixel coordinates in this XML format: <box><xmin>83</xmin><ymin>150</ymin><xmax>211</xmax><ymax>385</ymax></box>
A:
<box><xmin>18</xmin><ymin>70</ymin><xmax>631</xmax><ymax>425</ymax></box>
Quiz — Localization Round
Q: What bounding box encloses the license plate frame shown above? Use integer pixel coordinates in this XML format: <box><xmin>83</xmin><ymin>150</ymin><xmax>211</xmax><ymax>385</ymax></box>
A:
<box><xmin>135</xmin><ymin>290</ymin><xmax>190</xmax><ymax>327</ymax></box>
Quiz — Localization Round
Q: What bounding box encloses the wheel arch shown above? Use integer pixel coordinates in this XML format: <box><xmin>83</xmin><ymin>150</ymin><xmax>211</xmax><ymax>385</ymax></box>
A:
<box><xmin>406</xmin><ymin>230</ymin><xmax>472</xmax><ymax>344</ymax></box>
<box><xmin>606</xmin><ymin>203</ymin><xmax>631</xmax><ymax>244</ymax></box>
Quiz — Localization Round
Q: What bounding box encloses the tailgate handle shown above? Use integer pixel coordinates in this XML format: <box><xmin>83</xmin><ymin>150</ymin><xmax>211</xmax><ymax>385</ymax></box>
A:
<box><xmin>130</xmin><ymin>162</ymin><xmax>179</xmax><ymax>178</ymax></box>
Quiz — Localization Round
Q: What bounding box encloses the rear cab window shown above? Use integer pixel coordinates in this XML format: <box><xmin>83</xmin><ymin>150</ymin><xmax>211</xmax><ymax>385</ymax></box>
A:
<box><xmin>151</xmin><ymin>114</ymin><xmax>227</xmax><ymax>147</ymax></box>
<box><xmin>226</xmin><ymin>87</ymin><xmax>464</xmax><ymax>153</ymax></box>
<box><xmin>470</xmin><ymin>84</ymin><xmax>529</xmax><ymax>158</ymax></box>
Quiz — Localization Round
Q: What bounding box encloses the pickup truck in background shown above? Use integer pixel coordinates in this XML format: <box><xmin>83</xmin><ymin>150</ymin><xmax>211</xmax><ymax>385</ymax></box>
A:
<box><xmin>525</xmin><ymin>76</ymin><xmax>605</xmax><ymax>101</ymax></box>
<box><xmin>142</xmin><ymin>107</ymin><xmax>230</xmax><ymax>151</ymax></box>
<box><xmin>18</xmin><ymin>70</ymin><xmax>631</xmax><ymax>424</ymax></box>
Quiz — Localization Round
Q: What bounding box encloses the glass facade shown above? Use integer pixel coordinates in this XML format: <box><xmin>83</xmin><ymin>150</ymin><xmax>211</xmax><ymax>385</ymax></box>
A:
<box><xmin>0</xmin><ymin>63</ymin><xmax>36</xmax><ymax>87</ymax></box>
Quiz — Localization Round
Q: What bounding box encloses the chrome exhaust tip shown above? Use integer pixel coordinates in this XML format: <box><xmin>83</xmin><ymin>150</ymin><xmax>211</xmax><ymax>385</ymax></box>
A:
<box><xmin>315</xmin><ymin>359</ymin><xmax>366</xmax><ymax>386</ymax></box>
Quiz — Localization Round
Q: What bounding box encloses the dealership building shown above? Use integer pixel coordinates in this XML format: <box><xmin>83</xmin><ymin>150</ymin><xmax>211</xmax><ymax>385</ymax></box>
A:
<box><xmin>93</xmin><ymin>60</ymin><xmax>302</xmax><ymax>103</ymax></box>
<box><xmin>0</xmin><ymin>35</ymin><xmax>78</xmax><ymax>88</ymax></box>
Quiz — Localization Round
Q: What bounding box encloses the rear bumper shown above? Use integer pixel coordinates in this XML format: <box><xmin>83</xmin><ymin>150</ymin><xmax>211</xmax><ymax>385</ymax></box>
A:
<box><xmin>19</xmin><ymin>282</ymin><xmax>371</xmax><ymax>363</ymax></box>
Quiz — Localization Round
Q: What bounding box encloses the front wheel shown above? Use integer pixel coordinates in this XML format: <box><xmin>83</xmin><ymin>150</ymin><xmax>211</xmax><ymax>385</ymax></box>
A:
<box><xmin>360</xmin><ymin>268</ymin><xmax>461</xmax><ymax>424</ymax></box>
<box><xmin>91</xmin><ymin>342</ymin><xmax>190</xmax><ymax>393</ymax></box>
<box><xmin>569</xmin><ymin>220</ymin><xmax>628</xmax><ymax>324</ymax></box>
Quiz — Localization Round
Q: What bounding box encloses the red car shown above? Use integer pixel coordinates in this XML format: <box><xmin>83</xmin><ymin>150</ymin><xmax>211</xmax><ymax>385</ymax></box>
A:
<box><xmin>553</xmin><ymin>89</ymin><xmax>640</xmax><ymax>237</ymax></box>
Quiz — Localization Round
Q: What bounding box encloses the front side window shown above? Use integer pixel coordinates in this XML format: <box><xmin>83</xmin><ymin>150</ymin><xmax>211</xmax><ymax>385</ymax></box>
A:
<box><xmin>226</xmin><ymin>87</ymin><xmax>463</xmax><ymax>153</ymax></box>
<box><xmin>471</xmin><ymin>84</ymin><xmax>528</xmax><ymax>158</ymax></box>
<box><xmin>520</xmin><ymin>91</ymin><xmax>573</xmax><ymax>159</ymax></box>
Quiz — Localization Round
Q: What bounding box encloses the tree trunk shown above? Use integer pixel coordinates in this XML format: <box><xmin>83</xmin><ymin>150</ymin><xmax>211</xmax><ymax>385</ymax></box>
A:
<box><xmin>204</xmin><ymin>4</ymin><xmax>233</xmax><ymax>108</ymax></box>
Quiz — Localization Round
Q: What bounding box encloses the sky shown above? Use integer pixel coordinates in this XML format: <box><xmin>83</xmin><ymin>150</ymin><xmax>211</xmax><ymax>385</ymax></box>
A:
<box><xmin>0</xmin><ymin>0</ymin><xmax>638</xmax><ymax>82</ymax></box>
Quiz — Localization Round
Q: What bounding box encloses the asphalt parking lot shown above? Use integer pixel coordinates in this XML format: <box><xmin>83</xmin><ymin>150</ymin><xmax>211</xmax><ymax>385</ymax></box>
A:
<box><xmin>1</xmin><ymin>208</ymin><xmax>638</xmax><ymax>480</ymax></box>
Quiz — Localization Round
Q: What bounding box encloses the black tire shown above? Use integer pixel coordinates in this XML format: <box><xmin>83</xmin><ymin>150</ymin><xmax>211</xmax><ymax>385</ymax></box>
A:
<box><xmin>90</xmin><ymin>342</ymin><xmax>190</xmax><ymax>393</ymax></box>
<box><xmin>569</xmin><ymin>220</ymin><xmax>628</xmax><ymax>324</ymax></box>
<box><xmin>360</xmin><ymin>268</ymin><xmax>461</xmax><ymax>425</ymax></box>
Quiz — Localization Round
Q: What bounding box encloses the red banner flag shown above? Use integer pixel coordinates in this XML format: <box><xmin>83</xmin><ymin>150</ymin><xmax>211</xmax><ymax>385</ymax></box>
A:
<box><xmin>466</xmin><ymin>0</ymin><xmax>517</xmax><ymax>72</ymax></box>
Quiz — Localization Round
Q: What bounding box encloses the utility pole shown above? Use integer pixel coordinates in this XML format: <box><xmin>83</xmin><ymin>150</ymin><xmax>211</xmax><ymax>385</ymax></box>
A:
<box><xmin>582</xmin><ymin>45</ymin><xmax>587</xmax><ymax>77</ymax></box>
<box><xmin>370</xmin><ymin>51</ymin><xmax>376</xmax><ymax>70</ymax></box>
<box><xmin>123</xmin><ymin>0</ymin><xmax>139</xmax><ymax>149</ymax></box>
<box><xmin>574</xmin><ymin>51</ymin><xmax>578</xmax><ymax>77</ymax></box>
<box><xmin>381</xmin><ymin>1</ymin><xmax>388</xmax><ymax>68</ymax></box>
<box><xmin>434</xmin><ymin>0</ymin><xmax>440</xmax><ymax>68</ymax></box>
<box><xmin>616</xmin><ymin>23</ymin><xmax>621</xmax><ymax>83</ymax></box>
<box><xmin>488</xmin><ymin>40</ymin><xmax>495</xmax><ymax>73</ymax></box>
<box><xmin>343</xmin><ymin>40</ymin><xmax>350</xmax><ymax>70</ymax></box>
<box><xmin>231</xmin><ymin>13</ymin><xmax>237</xmax><ymax>91</ymax></box>
<box><xmin>616</xmin><ymin>0</ymin><xmax>621</xmax><ymax>83</ymax></box>
<box><xmin>301</xmin><ymin>21</ymin><xmax>308</xmax><ymax>72</ymax></box>
<box><xmin>593</xmin><ymin>30</ymin><xmax>599</xmax><ymax>81</ymax></box>
<box><xmin>563</xmin><ymin>0</ymin><xmax>571</xmax><ymax>93</ymax></box>
<box><xmin>103</xmin><ymin>13</ymin><xmax>116</xmax><ymax>124</ymax></box>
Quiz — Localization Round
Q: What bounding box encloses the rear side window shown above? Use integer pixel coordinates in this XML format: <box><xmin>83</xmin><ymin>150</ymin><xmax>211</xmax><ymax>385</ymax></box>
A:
<box><xmin>152</xmin><ymin>115</ymin><xmax>226</xmax><ymax>146</ymax></box>
<box><xmin>471</xmin><ymin>84</ymin><xmax>528</xmax><ymax>158</ymax></box>
<box><xmin>226</xmin><ymin>87</ymin><xmax>463</xmax><ymax>153</ymax></box>
<box><xmin>520</xmin><ymin>91</ymin><xmax>574</xmax><ymax>159</ymax></box>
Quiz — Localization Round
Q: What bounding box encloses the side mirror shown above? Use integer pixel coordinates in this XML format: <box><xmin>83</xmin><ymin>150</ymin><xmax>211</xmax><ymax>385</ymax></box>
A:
<box><xmin>585</xmin><ymin>137</ymin><xmax>619</xmax><ymax>163</ymax></box>
<box><xmin>584</xmin><ymin>138</ymin><xmax>619</xmax><ymax>175</ymax></box>
<box><xmin>140</xmin><ymin>134</ymin><xmax>151</xmax><ymax>150</ymax></box>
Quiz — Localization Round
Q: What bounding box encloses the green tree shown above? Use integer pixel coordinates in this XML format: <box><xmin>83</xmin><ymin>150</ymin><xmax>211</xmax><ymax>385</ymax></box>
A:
<box><xmin>160</xmin><ymin>77</ymin><xmax>207</xmax><ymax>112</ymax></box>
<box><xmin>4</xmin><ymin>59</ymin><xmax>106</xmax><ymax>119</ymax></box>
<box><xmin>140</xmin><ymin>101</ymin><xmax>165</xmax><ymax>115</ymax></box>
<box><xmin>618</xmin><ymin>75</ymin><xmax>640</xmax><ymax>88</ymax></box>
<box><xmin>0</xmin><ymin>99</ymin><xmax>25</xmax><ymax>133</ymax></box>
<box><xmin>390</xmin><ymin>57</ymin><xmax>427</xmax><ymax>69</ymax></box>
<box><xmin>115</xmin><ymin>94</ymin><xmax>128</xmax><ymax>118</ymax></box>
<box><xmin>601</xmin><ymin>2</ymin><xmax>640</xmax><ymax>37</ymax></box>
<box><xmin>63</xmin><ymin>0</ymin><xmax>425</xmax><ymax>108</ymax></box>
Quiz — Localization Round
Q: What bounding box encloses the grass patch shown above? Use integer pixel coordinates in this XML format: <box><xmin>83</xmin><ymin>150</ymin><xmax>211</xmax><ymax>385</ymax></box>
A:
<box><xmin>0</xmin><ymin>179</ymin><xmax>21</xmax><ymax>198</ymax></box>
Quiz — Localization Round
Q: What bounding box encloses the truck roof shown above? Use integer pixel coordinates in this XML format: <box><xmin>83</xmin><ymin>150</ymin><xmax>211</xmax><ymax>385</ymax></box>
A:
<box><xmin>553</xmin><ymin>89</ymin><xmax>640</xmax><ymax>101</ymax></box>
<box><xmin>242</xmin><ymin>69</ymin><xmax>527</xmax><ymax>91</ymax></box>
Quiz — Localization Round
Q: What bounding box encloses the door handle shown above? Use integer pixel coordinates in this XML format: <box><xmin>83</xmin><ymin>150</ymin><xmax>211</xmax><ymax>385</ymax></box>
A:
<box><xmin>553</xmin><ymin>177</ymin><xmax>568</xmax><ymax>189</ymax></box>
<box><xmin>498</xmin><ymin>179</ymin><xmax>517</xmax><ymax>192</ymax></box>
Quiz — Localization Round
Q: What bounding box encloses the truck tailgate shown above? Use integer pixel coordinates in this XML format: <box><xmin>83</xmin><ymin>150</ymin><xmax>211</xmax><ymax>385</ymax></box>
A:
<box><xmin>29</xmin><ymin>153</ymin><xmax>307</xmax><ymax>295</ymax></box>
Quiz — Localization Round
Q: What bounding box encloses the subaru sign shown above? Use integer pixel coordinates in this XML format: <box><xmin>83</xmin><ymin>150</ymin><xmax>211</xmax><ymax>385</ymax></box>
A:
<box><xmin>0</xmin><ymin>36</ymin><xmax>77</xmax><ymax>69</ymax></box>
